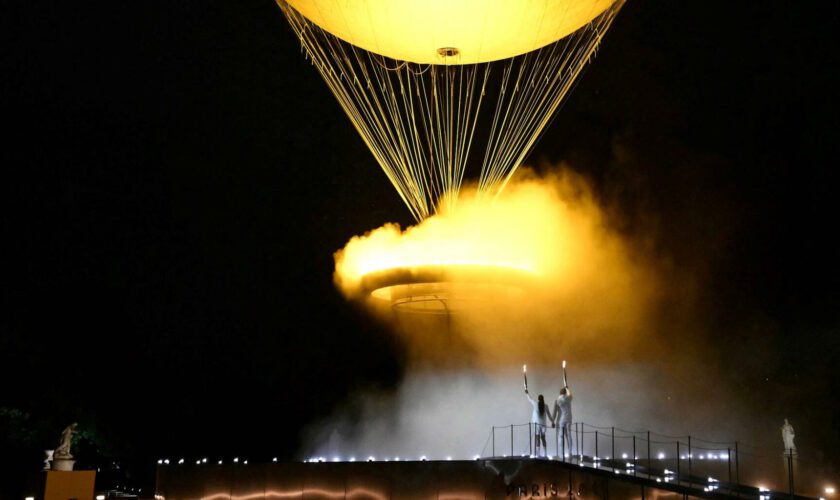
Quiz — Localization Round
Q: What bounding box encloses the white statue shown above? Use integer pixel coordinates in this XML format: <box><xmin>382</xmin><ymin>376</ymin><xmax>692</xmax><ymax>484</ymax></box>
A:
<box><xmin>781</xmin><ymin>418</ymin><xmax>796</xmax><ymax>453</ymax></box>
<box><xmin>43</xmin><ymin>449</ymin><xmax>54</xmax><ymax>470</ymax></box>
<box><xmin>54</xmin><ymin>423</ymin><xmax>78</xmax><ymax>459</ymax></box>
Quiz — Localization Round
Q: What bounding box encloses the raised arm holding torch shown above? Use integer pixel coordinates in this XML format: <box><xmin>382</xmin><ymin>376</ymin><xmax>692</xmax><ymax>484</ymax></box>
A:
<box><xmin>556</xmin><ymin>363</ymin><xmax>574</xmax><ymax>457</ymax></box>
<box><xmin>522</xmin><ymin>364</ymin><xmax>549</xmax><ymax>457</ymax></box>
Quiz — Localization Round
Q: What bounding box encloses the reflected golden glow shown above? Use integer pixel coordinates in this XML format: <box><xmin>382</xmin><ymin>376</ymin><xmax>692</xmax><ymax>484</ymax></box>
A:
<box><xmin>346</xmin><ymin>488</ymin><xmax>387</xmax><ymax>500</ymax></box>
<box><xmin>438</xmin><ymin>494</ymin><xmax>483</xmax><ymax>500</ymax></box>
<box><xmin>264</xmin><ymin>491</ymin><xmax>302</xmax><ymax>499</ymax></box>
<box><xmin>192</xmin><ymin>485</ymin><xmax>539</xmax><ymax>500</ymax></box>
<box><xmin>201</xmin><ymin>488</ymin><xmax>383</xmax><ymax>500</ymax></box>
<box><xmin>200</xmin><ymin>485</ymin><xmax>461</xmax><ymax>500</ymax></box>
<box><xmin>202</xmin><ymin>491</ymin><xmax>300</xmax><ymax>500</ymax></box>
<box><xmin>301</xmin><ymin>488</ymin><xmax>344</xmax><ymax>499</ymax></box>
<box><xmin>283</xmin><ymin>0</ymin><xmax>616</xmax><ymax>64</ymax></box>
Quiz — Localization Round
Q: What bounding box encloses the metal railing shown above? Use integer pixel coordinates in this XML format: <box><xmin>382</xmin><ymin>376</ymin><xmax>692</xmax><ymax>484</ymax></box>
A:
<box><xmin>481</xmin><ymin>422</ymin><xmax>814</xmax><ymax>498</ymax></box>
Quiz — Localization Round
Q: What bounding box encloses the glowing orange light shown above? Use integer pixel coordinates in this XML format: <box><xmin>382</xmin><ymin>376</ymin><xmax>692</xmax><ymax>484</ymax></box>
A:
<box><xmin>283</xmin><ymin>0</ymin><xmax>617</xmax><ymax>65</ymax></box>
<box><xmin>334</xmin><ymin>181</ymin><xmax>577</xmax><ymax>299</ymax></box>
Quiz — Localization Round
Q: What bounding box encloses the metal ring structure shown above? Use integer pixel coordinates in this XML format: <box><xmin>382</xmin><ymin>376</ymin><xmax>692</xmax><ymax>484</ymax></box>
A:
<box><xmin>358</xmin><ymin>264</ymin><xmax>537</xmax><ymax>314</ymax></box>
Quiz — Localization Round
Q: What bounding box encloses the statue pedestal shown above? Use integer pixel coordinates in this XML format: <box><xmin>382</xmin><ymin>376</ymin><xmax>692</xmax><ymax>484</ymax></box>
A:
<box><xmin>782</xmin><ymin>451</ymin><xmax>799</xmax><ymax>494</ymax></box>
<box><xmin>51</xmin><ymin>458</ymin><xmax>75</xmax><ymax>471</ymax></box>
<box><xmin>32</xmin><ymin>470</ymin><xmax>95</xmax><ymax>500</ymax></box>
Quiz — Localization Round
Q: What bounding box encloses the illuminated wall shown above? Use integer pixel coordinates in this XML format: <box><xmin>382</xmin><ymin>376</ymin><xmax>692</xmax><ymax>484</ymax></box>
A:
<box><xmin>156</xmin><ymin>459</ymin><xmax>702</xmax><ymax>499</ymax></box>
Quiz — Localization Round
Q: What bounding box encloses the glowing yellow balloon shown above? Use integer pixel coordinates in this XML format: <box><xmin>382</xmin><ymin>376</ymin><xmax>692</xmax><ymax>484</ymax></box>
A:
<box><xmin>283</xmin><ymin>0</ymin><xmax>617</xmax><ymax>64</ymax></box>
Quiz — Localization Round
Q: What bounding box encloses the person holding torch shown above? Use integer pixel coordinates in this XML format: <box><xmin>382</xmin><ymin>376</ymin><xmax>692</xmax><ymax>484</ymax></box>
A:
<box><xmin>553</xmin><ymin>360</ymin><xmax>574</xmax><ymax>457</ymax></box>
<box><xmin>524</xmin><ymin>365</ymin><xmax>550</xmax><ymax>457</ymax></box>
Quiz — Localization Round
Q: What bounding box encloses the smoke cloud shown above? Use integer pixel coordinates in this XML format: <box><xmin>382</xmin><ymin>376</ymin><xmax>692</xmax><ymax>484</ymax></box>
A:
<box><xmin>304</xmin><ymin>166</ymin><xmax>823</xmax><ymax>491</ymax></box>
<box><xmin>334</xmin><ymin>167</ymin><xmax>660</xmax><ymax>365</ymax></box>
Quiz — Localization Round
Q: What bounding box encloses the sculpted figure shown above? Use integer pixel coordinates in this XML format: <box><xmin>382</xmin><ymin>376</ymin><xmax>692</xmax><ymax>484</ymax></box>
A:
<box><xmin>55</xmin><ymin>423</ymin><xmax>78</xmax><ymax>459</ymax></box>
<box><xmin>781</xmin><ymin>419</ymin><xmax>796</xmax><ymax>453</ymax></box>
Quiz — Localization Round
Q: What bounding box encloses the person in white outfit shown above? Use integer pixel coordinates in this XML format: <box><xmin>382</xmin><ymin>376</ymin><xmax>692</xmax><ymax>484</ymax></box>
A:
<box><xmin>525</xmin><ymin>389</ymin><xmax>550</xmax><ymax>457</ymax></box>
<box><xmin>553</xmin><ymin>386</ymin><xmax>573</xmax><ymax>457</ymax></box>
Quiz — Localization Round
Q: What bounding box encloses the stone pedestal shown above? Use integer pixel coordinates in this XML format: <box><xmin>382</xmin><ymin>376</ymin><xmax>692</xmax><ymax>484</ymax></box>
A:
<box><xmin>38</xmin><ymin>470</ymin><xmax>95</xmax><ymax>500</ymax></box>
<box><xmin>782</xmin><ymin>451</ymin><xmax>799</xmax><ymax>493</ymax></box>
<box><xmin>50</xmin><ymin>458</ymin><xmax>75</xmax><ymax>471</ymax></box>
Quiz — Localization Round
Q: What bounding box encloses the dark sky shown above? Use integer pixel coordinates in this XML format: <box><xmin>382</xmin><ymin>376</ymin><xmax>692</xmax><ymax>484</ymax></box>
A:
<box><xmin>2</xmin><ymin>0</ymin><xmax>839</xmax><ymax>493</ymax></box>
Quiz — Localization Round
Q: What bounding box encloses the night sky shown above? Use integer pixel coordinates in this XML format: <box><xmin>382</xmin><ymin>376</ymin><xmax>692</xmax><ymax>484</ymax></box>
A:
<box><xmin>2</xmin><ymin>0</ymin><xmax>839</xmax><ymax>495</ymax></box>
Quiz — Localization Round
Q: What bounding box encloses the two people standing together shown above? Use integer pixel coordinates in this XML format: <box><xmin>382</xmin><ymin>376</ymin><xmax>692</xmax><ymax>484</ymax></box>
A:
<box><xmin>525</xmin><ymin>381</ymin><xmax>573</xmax><ymax>458</ymax></box>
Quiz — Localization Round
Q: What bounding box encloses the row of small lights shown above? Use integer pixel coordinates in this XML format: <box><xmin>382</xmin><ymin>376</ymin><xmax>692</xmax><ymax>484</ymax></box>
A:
<box><xmin>582</xmin><ymin>452</ymin><xmax>730</xmax><ymax>461</ymax></box>
<box><xmin>158</xmin><ymin>457</ymin><xmax>265</xmax><ymax>465</ymax></box>
<box><xmin>605</xmin><ymin>452</ymin><xmax>732</xmax><ymax>461</ymax></box>
<box><xmin>162</xmin><ymin>450</ymin><xmax>837</xmax><ymax>465</ymax></box>
<box><xmin>303</xmin><ymin>455</ymin><xmax>480</xmax><ymax>463</ymax></box>
<box><xmin>295</xmin><ymin>452</ymin><xmax>733</xmax><ymax>462</ymax></box>
<box><xmin>157</xmin><ymin>455</ymin><xmax>481</xmax><ymax>465</ymax></box>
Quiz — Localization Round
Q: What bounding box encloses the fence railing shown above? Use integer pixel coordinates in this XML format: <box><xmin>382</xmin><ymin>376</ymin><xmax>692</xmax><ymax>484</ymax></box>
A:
<box><xmin>481</xmin><ymin>422</ymin><xmax>811</xmax><ymax>498</ymax></box>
